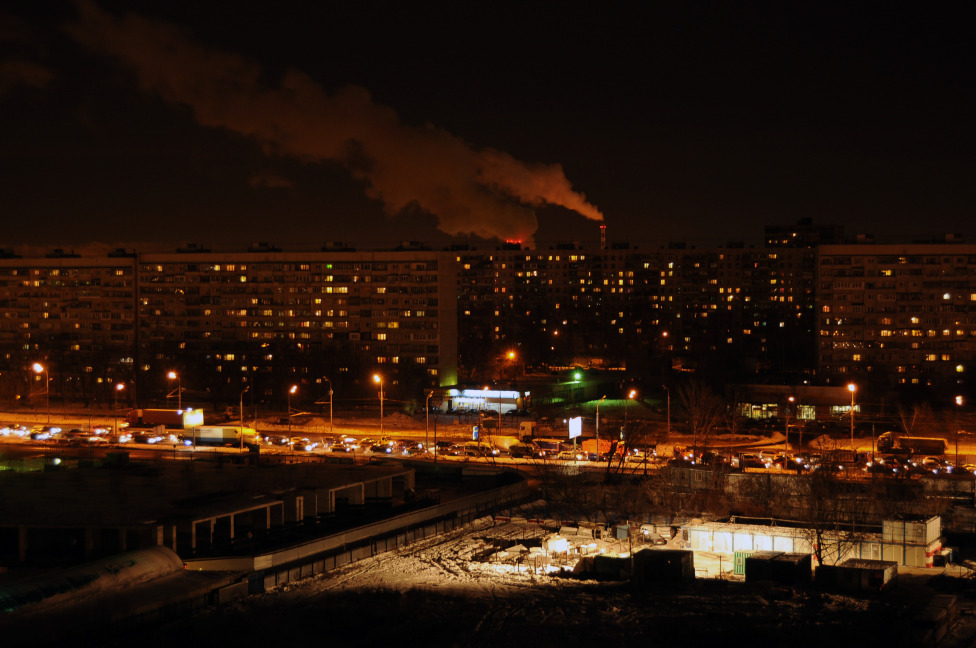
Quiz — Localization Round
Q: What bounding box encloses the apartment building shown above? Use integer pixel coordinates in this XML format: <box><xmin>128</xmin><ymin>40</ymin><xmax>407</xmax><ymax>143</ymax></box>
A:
<box><xmin>2</xmin><ymin>237</ymin><xmax>974</xmax><ymax>407</ymax></box>
<box><xmin>0</xmin><ymin>250</ymin><xmax>457</xmax><ymax>407</ymax></box>
<box><xmin>817</xmin><ymin>244</ymin><xmax>976</xmax><ymax>391</ymax></box>
<box><xmin>0</xmin><ymin>251</ymin><xmax>137</xmax><ymax>404</ymax></box>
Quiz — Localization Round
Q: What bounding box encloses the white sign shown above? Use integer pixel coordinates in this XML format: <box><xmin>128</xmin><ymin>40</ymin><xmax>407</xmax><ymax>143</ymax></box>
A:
<box><xmin>569</xmin><ymin>416</ymin><xmax>582</xmax><ymax>439</ymax></box>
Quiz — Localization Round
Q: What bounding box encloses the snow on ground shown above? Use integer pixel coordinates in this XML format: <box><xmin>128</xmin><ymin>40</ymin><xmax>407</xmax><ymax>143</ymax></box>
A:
<box><xmin>130</xmin><ymin>511</ymin><xmax>974</xmax><ymax>648</ymax></box>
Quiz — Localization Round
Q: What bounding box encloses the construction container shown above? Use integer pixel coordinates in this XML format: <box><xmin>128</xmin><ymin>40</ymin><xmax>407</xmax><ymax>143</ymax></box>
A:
<box><xmin>733</xmin><ymin>550</ymin><xmax>756</xmax><ymax>576</ymax></box>
<box><xmin>632</xmin><ymin>548</ymin><xmax>695</xmax><ymax>583</ymax></box>
<box><xmin>815</xmin><ymin>558</ymin><xmax>898</xmax><ymax>592</ymax></box>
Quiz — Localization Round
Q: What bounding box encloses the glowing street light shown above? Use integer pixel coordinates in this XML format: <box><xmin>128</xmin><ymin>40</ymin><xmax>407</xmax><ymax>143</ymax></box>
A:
<box><xmin>287</xmin><ymin>384</ymin><xmax>298</xmax><ymax>433</ymax></box>
<box><xmin>32</xmin><ymin>362</ymin><xmax>50</xmax><ymax>425</ymax></box>
<box><xmin>781</xmin><ymin>395</ymin><xmax>795</xmax><ymax>456</ymax></box>
<box><xmin>662</xmin><ymin>385</ymin><xmax>670</xmax><ymax>443</ymax></box>
<box><xmin>956</xmin><ymin>395</ymin><xmax>964</xmax><ymax>468</ymax></box>
<box><xmin>848</xmin><ymin>383</ymin><xmax>857</xmax><ymax>451</ymax></box>
<box><xmin>167</xmin><ymin>371</ymin><xmax>181</xmax><ymax>410</ymax></box>
<box><xmin>114</xmin><ymin>382</ymin><xmax>125</xmax><ymax>435</ymax></box>
<box><xmin>426</xmin><ymin>390</ymin><xmax>434</xmax><ymax>456</ymax></box>
<box><xmin>322</xmin><ymin>376</ymin><xmax>333</xmax><ymax>433</ymax></box>
<box><xmin>240</xmin><ymin>385</ymin><xmax>249</xmax><ymax>452</ymax></box>
<box><xmin>596</xmin><ymin>394</ymin><xmax>606</xmax><ymax>457</ymax></box>
<box><xmin>624</xmin><ymin>389</ymin><xmax>637</xmax><ymax>440</ymax></box>
<box><xmin>373</xmin><ymin>374</ymin><xmax>384</xmax><ymax>437</ymax></box>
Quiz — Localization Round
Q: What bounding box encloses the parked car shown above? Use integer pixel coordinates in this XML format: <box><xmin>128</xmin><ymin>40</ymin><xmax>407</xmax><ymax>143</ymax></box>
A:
<box><xmin>509</xmin><ymin>443</ymin><xmax>544</xmax><ymax>459</ymax></box>
<box><xmin>556</xmin><ymin>450</ymin><xmax>582</xmax><ymax>461</ymax></box>
<box><xmin>435</xmin><ymin>440</ymin><xmax>453</xmax><ymax>454</ymax></box>
<box><xmin>698</xmin><ymin>451</ymin><xmax>729</xmax><ymax>467</ymax></box>
<box><xmin>368</xmin><ymin>443</ymin><xmax>394</xmax><ymax>454</ymax></box>
<box><xmin>738</xmin><ymin>453</ymin><xmax>769</xmax><ymax>469</ymax></box>
<box><xmin>464</xmin><ymin>442</ymin><xmax>499</xmax><ymax>457</ymax></box>
<box><xmin>921</xmin><ymin>456</ymin><xmax>949</xmax><ymax>472</ymax></box>
<box><xmin>291</xmin><ymin>436</ymin><xmax>317</xmax><ymax>451</ymax></box>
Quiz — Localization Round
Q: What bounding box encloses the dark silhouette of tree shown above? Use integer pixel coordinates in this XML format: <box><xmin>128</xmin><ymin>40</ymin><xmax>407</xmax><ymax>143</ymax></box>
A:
<box><xmin>678</xmin><ymin>379</ymin><xmax>724</xmax><ymax>459</ymax></box>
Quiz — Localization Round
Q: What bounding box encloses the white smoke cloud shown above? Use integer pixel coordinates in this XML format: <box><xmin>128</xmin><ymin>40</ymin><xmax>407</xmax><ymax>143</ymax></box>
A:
<box><xmin>66</xmin><ymin>2</ymin><xmax>603</xmax><ymax>243</ymax></box>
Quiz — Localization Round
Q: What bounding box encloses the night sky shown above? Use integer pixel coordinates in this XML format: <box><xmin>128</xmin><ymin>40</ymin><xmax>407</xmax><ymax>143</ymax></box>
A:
<box><xmin>2</xmin><ymin>2</ymin><xmax>973</xmax><ymax>253</ymax></box>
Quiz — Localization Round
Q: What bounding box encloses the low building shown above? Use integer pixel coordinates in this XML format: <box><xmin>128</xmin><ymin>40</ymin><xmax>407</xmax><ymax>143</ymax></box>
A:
<box><xmin>687</xmin><ymin>515</ymin><xmax>942</xmax><ymax>568</ymax></box>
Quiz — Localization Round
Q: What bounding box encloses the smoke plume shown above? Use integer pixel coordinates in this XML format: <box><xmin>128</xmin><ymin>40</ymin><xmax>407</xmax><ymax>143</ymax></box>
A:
<box><xmin>67</xmin><ymin>2</ymin><xmax>603</xmax><ymax>243</ymax></box>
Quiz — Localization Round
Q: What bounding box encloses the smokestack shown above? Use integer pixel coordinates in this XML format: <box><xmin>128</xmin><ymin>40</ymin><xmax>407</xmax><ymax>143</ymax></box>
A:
<box><xmin>600</xmin><ymin>224</ymin><xmax>606</xmax><ymax>251</ymax></box>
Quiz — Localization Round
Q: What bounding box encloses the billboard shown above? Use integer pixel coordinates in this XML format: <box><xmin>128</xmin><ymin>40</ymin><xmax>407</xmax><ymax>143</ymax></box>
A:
<box><xmin>569</xmin><ymin>416</ymin><xmax>582</xmax><ymax>439</ymax></box>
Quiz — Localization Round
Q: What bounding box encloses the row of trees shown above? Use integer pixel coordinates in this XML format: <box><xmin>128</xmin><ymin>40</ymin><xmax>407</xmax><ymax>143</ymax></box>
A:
<box><xmin>537</xmin><ymin>452</ymin><xmax>953</xmax><ymax>566</ymax></box>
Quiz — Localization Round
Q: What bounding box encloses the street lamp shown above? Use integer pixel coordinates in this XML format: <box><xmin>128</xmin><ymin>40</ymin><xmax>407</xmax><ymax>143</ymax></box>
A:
<box><xmin>956</xmin><ymin>395</ymin><xmax>964</xmax><ymax>469</ymax></box>
<box><xmin>240</xmin><ymin>385</ymin><xmax>249</xmax><ymax>452</ymax></box>
<box><xmin>373</xmin><ymin>374</ymin><xmax>384</xmax><ymax>437</ymax></box>
<box><xmin>114</xmin><ymin>382</ymin><xmax>125</xmax><ymax>435</ymax></box>
<box><xmin>506</xmin><ymin>350</ymin><xmax>517</xmax><ymax>381</ymax></box>
<box><xmin>167</xmin><ymin>371</ymin><xmax>181</xmax><ymax>410</ymax></box>
<box><xmin>287</xmin><ymin>384</ymin><xmax>297</xmax><ymax>433</ymax></box>
<box><xmin>624</xmin><ymin>389</ymin><xmax>637</xmax><ymax>440</ymax></box>
<box><xmin>848</xmin><ymin>383</ymin><xmax>857</xmax><ymax>452</ymax></box>
<box><xmin>784</xmin><ymin>396</ymin><xmax>795</xmax><ymax>457</ymax></box>
<box><xmin>596</xmin><ymin>394</ymin><xmax>606</xmax><ymax>457</ymax></box>
<box><xmin>323</xmin><ymin>377</ymin><xmax>334</xmax><ymax>433</ymax></box>
<box><xmin>662</xmin><ymin>385</ymin><xmax>670</xmax><ymax>443</ymax></box>
<box><xmin>32</xmin><ymin>363</ymin><xmax>50</xmax><ymax>425</ymax></box>
<box><xmin>481</xmin><ymin>385</ymin><xmax>501</xmax><ymax>433</ymax></box>
<box><xmin>426</xmin><ymin>391</ymin><xmax>434</xmax><ymax>456</ymax></box>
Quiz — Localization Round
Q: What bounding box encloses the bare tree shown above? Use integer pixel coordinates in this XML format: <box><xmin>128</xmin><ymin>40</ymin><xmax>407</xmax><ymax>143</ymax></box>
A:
<box><xmin>603</xmin><ymin>419</ymin><xmax>658</xmax><ymax>479</ymax></box>
<box><xmin>799</xmin><ymin>469</ymin><xmax>872</xmax><ymax>565</ymax></box>
<box><xmin>725</xmin><ymin>384</ymin><xmax>748</xmax><ymax>463</ymax></box>
<box><xmin>536</xmin><ymin>459</ymin><xmax>599</xmax><ymax>523</ymax></box>
<box><xmin>678</xmin><ymin>379</ymin><xmax>725</xmax><ymax>459</ymax></box>
<box><xmin>897</xmin><ymin>403</ymin><xmax>938</xmax><ymax>437</ymax></box>
<box><xmin>637</xmin><ymin>469</ymin><xmax>686</xmax><ymax>524</ymax></box>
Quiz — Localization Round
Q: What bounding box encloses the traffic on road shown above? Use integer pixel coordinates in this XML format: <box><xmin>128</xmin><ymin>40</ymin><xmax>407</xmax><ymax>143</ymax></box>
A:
<box><xmin>3</xmin><ymin>417</ymin><xmax>974</xmax><ymax>480</ymax></box>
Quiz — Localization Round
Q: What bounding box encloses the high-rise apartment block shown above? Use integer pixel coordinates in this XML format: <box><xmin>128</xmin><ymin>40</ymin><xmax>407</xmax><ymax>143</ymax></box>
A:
<box><xmin>817</xmin><ymin>244</ymin><xmax>976</xmax><ymax>391</ymax></box>
<box><xmin>0</xmin><ymin>250</ymin><xmax>456</xmax><ymax>406</ymax></box>
<box><xmin>1</xmin><ymin>233</ymin><xmax>974</xmax><ymax>406</ymax></box>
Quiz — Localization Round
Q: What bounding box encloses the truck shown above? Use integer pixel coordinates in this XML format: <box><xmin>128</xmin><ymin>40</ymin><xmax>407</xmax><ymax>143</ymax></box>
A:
<box><xmin>125</xmin><ymin>408</ymin><xmax>205</xmax><ymax>429</ymax></box>
<box><xmin>532</xmin><ymin>438</ymin><xmax>563</xmax><ymax>454</ymax></box>
<box><xmin>191</xmin><ymin>425</ymin><xmax>259</xmax><ymax>449</ymax></box>
<box><xmin>877</xmin><ymin>432</ymin><xmax>947</xmax><ymax>456</ymax></box>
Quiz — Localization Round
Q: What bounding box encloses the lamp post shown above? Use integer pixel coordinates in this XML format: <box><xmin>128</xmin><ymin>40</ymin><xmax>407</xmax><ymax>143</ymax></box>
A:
<box><xmin>167</xmin><ymin>371</ymin><xmax>181</xmax><ymax>410</ymax></box>
<box><xmin>662</xmin><ymin>385</ymin><xmax>670</xmax><ymax>443</ymax></box>
<box><xmin>324</xmin><ymin>377</ymin><xmax>333</xmax><ymax>433</ymax></box>
<box><xmin>624</xmin><ymin>389</ymin><xmax>637</xmax><ymax>440</ymax></box>
<box><xmin>956</xmin><ymin>395</ymin><xmax>964</xmax><ymax>469</ymax></box>
<box><xmin>497</xmin><ymin>391</ymin><xmax>502</xmax><ymax>432</ymax></box>
<box><xmin>426</xmin><ymin>391</ymin><xmax>434</xmax><ymax>455</ymax></box>
<box><xmin>114</xmin><ymin>382</ymin><xmax>125</xmax><ymax>435</ymax></box>
<box><xmin>373</xmin><ymin>374</ymin><xmax>384</xmax><ymax>437</ymax></box>
<box><xmin>848</xmin><ymin>383</ymin><xmax>857</xmax><ymax>452</ymax></box>
<box><xmin>240</xmin><ymin>385</ymin><xmax>249</xmax><ymax>452</ymax></box>
<box><xmin>506</xmin><ymin>350</ymin><xmax>517</xmax><ymax>382</ymax></box>
<box><xmin>596</xmin><ymin>394</ymin><xmax>606</xmax><ymax>458</ymax></box>
<box><xmin>287</xmin><ymin>385</ymin><xmax>297</xmax><ymax>433</ymax></box>
<box><xmin>32</xmin><ymin>363</ymin><xmax>50</xmax><ymax>425</ymax></box>
<box><xmin>784</xmin><ymin>396</ymin><xmax>795</xmax><ymax>457</ymax></box>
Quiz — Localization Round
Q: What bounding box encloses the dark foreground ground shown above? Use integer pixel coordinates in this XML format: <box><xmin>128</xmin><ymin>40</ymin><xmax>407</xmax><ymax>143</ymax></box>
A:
<box><xmin>93</xmin><ymin>568</ymin><xmax>976</xmax><ymax>648</ymax></box>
